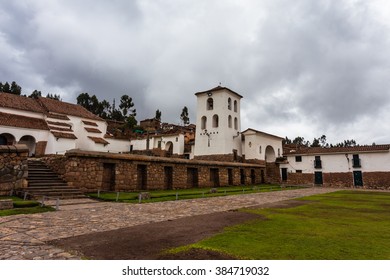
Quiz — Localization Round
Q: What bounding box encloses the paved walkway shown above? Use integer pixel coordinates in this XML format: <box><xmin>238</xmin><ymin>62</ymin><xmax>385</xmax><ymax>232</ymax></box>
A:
<box><xmin>0</xmin><ymin>187</ymin><xmax>337</xmax><ymax>260</ymax></box>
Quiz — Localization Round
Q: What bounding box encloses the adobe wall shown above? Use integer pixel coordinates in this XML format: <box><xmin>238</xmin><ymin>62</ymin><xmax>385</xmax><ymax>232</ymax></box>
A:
<box><xmin>43</xmin><ymin>150</ymin><xmax>265</xmax><ymax>192</ymax></box>
<box><xmin>0</xmin><ymin>145</ymin><xmax>29</xmax><ymax>195</ymax></box>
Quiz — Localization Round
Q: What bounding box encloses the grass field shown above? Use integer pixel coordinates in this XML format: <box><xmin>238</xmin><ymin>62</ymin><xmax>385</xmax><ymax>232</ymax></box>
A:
<box><xmin>0</xmin><ymin>196</ymin><xmax>54</xmax><ymax>216</ymax></box>
<box><xmin>169</xmin><ymin>190</ymin><xmax>390</xmax><ymax>259</ymax></box>
<box><xmin>87</xmin><ymin>184</ymin><xmax>304</xmax><ymax>203</ymax></box>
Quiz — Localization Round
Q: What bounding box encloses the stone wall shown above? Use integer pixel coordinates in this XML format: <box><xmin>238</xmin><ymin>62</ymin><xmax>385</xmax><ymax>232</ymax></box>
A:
<box><xmin>283</xmin><ymin>171</ymin><xmax>390</xmax><ymax>190</ymax></box>
<box><xmin>44</xmin><ymin>150</ymin><xmax>265</xmax><ymax>192</ymax></box>
<box><xmin>323</xmin><ymin>172</ymin><xmax>353</xmax><ymax>188</ymax></box>
<box><xmin>0</xmin><ymin>145</ymin><xmax>29</xmax><ymax>195</ymax></box>
<box><xmin>265</xmin><ymin>162</ymin><xmax>281</xmax><ymax>184</ymax></box>
<box><xmin>194</xmin><ymin>154</ymin><xmax>245</xmax><ymax>163</ymax></box>
<box><xmin>363</xmin><ymin>172</ymin><xmax>390</xmax><ymax>190</ymax></box>
<box><xmin>283</xmin><ymin>173</ymin><xmax>313</xmax><ymax>186</ymax></box>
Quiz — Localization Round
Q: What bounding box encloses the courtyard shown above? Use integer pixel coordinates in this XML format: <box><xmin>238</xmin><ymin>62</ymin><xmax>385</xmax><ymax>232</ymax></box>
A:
<box><xmin>0</xmin><ymin>187</ymin><xmax>388</xmax><ymax>260</ymax></box>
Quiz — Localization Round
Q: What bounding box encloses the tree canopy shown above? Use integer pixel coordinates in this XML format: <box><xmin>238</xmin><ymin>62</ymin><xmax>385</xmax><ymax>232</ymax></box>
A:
<box><xmin>284</xmin><ymin>135</ymin><xmax>359</xmax><ymax>148</ymax></box>
<box><xmin>180</xmin><ymin>106</ymin><xmax>190</xmax><ymax>125</ymax></box>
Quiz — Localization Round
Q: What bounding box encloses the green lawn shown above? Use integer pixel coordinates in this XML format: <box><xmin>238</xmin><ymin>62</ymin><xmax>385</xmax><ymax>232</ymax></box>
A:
<box><xmin>87</xmin><ymin>185</ymin><xmax>304</xmax><ymax>203</ymax></box>
<box><xmin>170</xmin><ymin>190</ymin><xmax>390</xmax><ymax>259</ymax></box>
<box><xmin>0</xmin><ymin>196</ymin><xmax>54</xmax><ymax>216</ymax></box>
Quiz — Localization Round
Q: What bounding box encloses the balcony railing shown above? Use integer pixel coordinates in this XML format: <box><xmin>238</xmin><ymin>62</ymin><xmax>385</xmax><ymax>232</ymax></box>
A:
<box><xmin>352</xmin><ymin>158</ymin><xmax>361</xmax><ymax>168</ymax></box>
<box><xmin>314</xmin><ymin>160</ymin><xmax>322</xmax><ymax>169</ymax></box>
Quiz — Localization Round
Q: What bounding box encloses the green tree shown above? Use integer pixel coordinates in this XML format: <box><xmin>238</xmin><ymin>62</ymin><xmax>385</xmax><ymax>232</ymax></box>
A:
<box><xmin>2</xmin><ymin>82</ymin><xmax>11</xmax><ymax>93</ymax></box>
<box><xmin>180</xmin><ymin>106</ymin><xmax>190</xmax><ymax>125</ymax></box>
<box><xmin>77</xmin><ymin>93</ymin><xmax>100</xmax><ymax>115</ymax></box>
<box><xmin>155</xmin><ymin>109</ymin><xmax>162</xmax><ymax>121</ymax></box>
<box><xmin>10</xmin><ymin>81</ymin><xmax>22</xmax><ymax>95</ymax></box>
<box><xmin>29</xmin><ymin>90</ymin><xmax>42</xmax><ymax>98</ymax></box>
<box><xmin>46</xmin><ymin>93</ymin><xmax>61</xmax><ymax>100</ymax></box>
<box><xmin>119</xmin><ymin>95</ymin><xmax>136</xmax><ymax>118</ymax></box>
<box><xmin>119</xmin><ymin>94</ymin><xmax>137</xmax><ymax>128</ymax></box>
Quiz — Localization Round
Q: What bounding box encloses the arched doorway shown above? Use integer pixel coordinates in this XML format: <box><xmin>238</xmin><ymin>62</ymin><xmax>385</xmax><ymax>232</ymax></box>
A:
<box><xmin>166</xmin><ymin>141</ymin><xmax>173</xmax><ymax>157</ymax></box>
<box><xmin>0</xmin><ymin>133</ymin><xmax>16</xmax><ymax>145</ymax></box>
<box><xmin>18</xmin><ymin>135</ymin><xmax>36</xmax><ymax>156</ymax></box>
<box><xmin>265</xmin><ymin>145</ymin><xmax>276</xmax><ymax>163</ymax></box>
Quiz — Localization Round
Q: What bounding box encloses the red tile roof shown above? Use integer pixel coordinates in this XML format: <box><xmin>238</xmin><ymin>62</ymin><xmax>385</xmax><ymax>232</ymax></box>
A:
<box><xmin>242</xmin><ymin>128</ymin><xmax>284</xmax><ymax>140</ymax></box>
<box><xmin>37</xmin><ymin>97</ymin><xmax>103</xmax><ymax>121</ymax></box>
<box><xmin>51</xmin><ymin>131</ymin><xmax>77</xmax><ymax>140</ymax></box>
<box><xmin>284</xmin><ymin>145</ymin><xmax>390</xmax><ymax>155</ymax></box>
<box><xmin>195</xmin><ymin>86</ymin><xmax>243</xmax><ymax>98</ymax></box>
<box><xmin>0</xmin><ymin>92</ymin><xmax>45</xmax><ymax>113</ymax></box>
<box><xmin>88</xmin><ymin>136</ymin><xmax>109</xmax><ymax>145</ymax></box>
<box><xmin>46</xmin><ymin>113</ymin><xmax>70</xmax><ymax>120</ymax></box>
<box><xmin>46</xmin><ymin>121</ymin><xmax>72</xmax><ymax>128</ymax></box>
<box><xmin>49</xmin><ymin>126</ymin><xmax>73</xmax><ymax>132</ymax></box>
<box><xmin>0</xmin><ymin>111</ymin><xmax>49</xmax><ymax>130</ymax></box>
<box><xmin>84</xmin><ymin>127</ymin><xmax>102</xmax><ymax>133</ymax></box>
<box><xmin>82</xmin><ymin>120</ymin><xmax>98</xmax><ymax>127</ymax></box>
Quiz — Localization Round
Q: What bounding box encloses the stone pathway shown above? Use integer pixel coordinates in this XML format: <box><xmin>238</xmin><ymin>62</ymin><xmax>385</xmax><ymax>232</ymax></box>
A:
<box><xmin>0</xmin><ymin>187</ymin><xmax>337</xmax><ymax>260</ymax></box>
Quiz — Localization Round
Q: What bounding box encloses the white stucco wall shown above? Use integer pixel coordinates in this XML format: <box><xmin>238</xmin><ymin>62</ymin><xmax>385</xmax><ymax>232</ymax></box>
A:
<box><xmin>45</xmin><ymin>134</ymin><xmax>77</xmax><ymax>155</ymax></box>
<box><xmin>0</xmin><ymin>107</ymin><xmax>45</xmax><ymax>119</ymax></box>
<box><xmin>0</xmin><ymin>126</ymin><xmax>49</xmax><ymax>144</ymax></box>
<box><xmin>242</xmin><ymin>131</ymin><xmax>283</xmax><ymax>161</ymax></box>
<box><xmin>194</xmin><ymin>89</ymin><xmax>242</xmax><ymax>156</ymax></box>
<box><xmin>280</xmin><ymin>151</ymin><xmax>390</xmax><ymax>173</ymax></box>
<box><xmin>106</xmin><ymin>138</ymin><xmax>131</xmax><ymax>153</ymax></box>
<box><xmin>131</xmin><ymin>139</ymin><xmax>148</xmax><ymax>151</ymax></box>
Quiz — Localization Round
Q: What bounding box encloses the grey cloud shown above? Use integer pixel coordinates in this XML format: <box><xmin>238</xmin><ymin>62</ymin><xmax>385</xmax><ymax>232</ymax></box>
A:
<box><xmin>1</xmin><ymin>0</ymin><xmax>390</xmax><ymax>143</ymax></box>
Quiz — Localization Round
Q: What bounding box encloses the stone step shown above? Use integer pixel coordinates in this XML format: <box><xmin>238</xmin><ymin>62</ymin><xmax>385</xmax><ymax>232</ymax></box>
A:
<box><xmin>27</xmin><ymin>159</ymin><xmax>86</xmax><ymax>200</ymax></box>
<box><xmin>28</xmin><ymin>182</ymin><xmax>68</xmax><ymax>187</ymax></box>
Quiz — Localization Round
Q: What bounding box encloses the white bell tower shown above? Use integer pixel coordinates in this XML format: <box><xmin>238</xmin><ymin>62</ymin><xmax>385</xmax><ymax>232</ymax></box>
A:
<box><xmin>194</xmin><ymin>86</ymin><xmax>243</xmax><ymax>159</ymax></box>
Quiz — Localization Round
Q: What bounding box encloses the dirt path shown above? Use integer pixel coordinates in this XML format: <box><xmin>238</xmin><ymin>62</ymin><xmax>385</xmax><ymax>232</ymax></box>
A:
<box><xmin>49</xmin><ymin>210</ymin><xmax>261</xmax><ymax>259</ymax></box>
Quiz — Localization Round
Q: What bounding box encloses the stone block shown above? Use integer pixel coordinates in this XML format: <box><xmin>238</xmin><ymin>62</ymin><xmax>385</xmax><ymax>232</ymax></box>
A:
<box><xmin>0</xmin><ymin>199</ymin><xmax>13</xmax><ymax>210</ymax></box>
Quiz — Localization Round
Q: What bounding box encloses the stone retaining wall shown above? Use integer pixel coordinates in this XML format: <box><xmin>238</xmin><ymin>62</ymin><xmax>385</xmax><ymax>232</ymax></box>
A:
<box><xmin>43</xmin><ymin>150</ymin><xmax>265</xmax><ymax>192</ymax></box>
<box><xmin>283</xmin><ymin>171</ymin><xmax>390</xmax><ymax>190</ymax></box>
<box><xmin>0</xmin><ymin>199</ymin><xmax>13</xmax><ymax>210</ymax></box>
<box><xmin>0</xmin><ymin>145</ymin><xmax>29</xmax><ymax>195</ymax></box>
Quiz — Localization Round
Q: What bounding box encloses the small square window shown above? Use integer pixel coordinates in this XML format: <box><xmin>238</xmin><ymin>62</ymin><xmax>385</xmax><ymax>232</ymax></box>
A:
<box><xmin>295</xmin><ymin>156</ymin><xmax>302</xmax><ymax>162</ymax></box>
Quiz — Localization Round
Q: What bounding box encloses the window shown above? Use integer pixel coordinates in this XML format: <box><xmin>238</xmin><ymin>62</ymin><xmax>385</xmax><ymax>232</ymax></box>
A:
<box><xmin>278</xmin><ymin>148</ymin><xmax>281</xmax><ymax>157</ymax></box>
<box><xmin>314</xmin><ymin>156</ymin><xmax>322</xmax><ymax>169</ymax></box>
<box><xmin>352</xmin><ymin>154</ymin><xmax>361</xmax><ymax>168</ymax></box>
<box><xmin>296</xmin><ymin>170</ymin><xmax>302</xmax><ymax>173</ymax></box>
<box><xmin>234</xmin><ymin>100</ymin><xmax>238</xmax><ymax>112</ymax></box>
<box><xmin>234</xmin><ymin>117</ymin><xmax>238</xmax><ymax>130</ymax></box>
<box><xmin>201</xmin><ymin>116</ymin><xmax>207</xmax><ymax>129</ymax></box>
<box><xmin>228</xmin><ymin>98</ymin><xmax>232</xmax><ymax>110</ymax></box>
<box><xmin>295</xmin><ymin>156</ymin><xmax>302</xmax><ymax>162</ymax></box>
<box><xmin>207</xmin><ymin>98</ymin><xmax>213</xmax><ymax>110</ymax></box>
<box><xmin>259</xmin><ymin>146</ymin><xmax>262</xmax><ymax>154</ymax></box>
<box><xmin>212</xmin><ymin>114</ymin><xmax>219</xmax><ymax>128</ymax></box>
<box><xmin>228</xmin><ymin>115</ymin><xmax>232</xmax><ymax>128</ymax></box>
<box><xmin>158</xmin><ymin>141</ymin><xmax>162</xmax><ymax>149</ymax></box>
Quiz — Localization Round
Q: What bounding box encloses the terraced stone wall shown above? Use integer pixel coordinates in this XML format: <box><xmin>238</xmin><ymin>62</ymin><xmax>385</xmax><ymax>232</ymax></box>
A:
<box><xmin>0</xmin><ymin>145</ymin><xmax>29</xmax><ymax>195</ymax></box>
<box><xmin>52</xmin><ymin>150</ymin><xmax>265</xmax><ymax>192</ymax></box>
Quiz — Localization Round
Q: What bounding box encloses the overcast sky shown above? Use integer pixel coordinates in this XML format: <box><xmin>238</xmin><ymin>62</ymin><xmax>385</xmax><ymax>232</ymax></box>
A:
<box><xmin>1</xmin><ymin>0</ymin><xmax>390</xmax><ymax>145</ymax></box>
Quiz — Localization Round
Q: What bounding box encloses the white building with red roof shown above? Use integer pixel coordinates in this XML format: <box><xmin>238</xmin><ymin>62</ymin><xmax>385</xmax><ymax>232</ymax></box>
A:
<box><xmin>0</xmin><ymin>92</ymin><xmax>131</xmax><ymax>155</ymax></box>
<box><xmin>280</xmin><ymin>145</ymin><xmax>390</xmax><ymax>188</ymax></box>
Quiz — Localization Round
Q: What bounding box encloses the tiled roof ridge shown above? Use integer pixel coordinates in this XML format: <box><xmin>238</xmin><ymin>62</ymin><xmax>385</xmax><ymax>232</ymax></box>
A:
<box><xmin>0</xmin><ymin>111</ymin><xmax>49</xmax><ymax>131</ymax></box>
<box><xmin>37</xmin><ymin>96</ymin><xmax>103</xmax><ymax>121</ymax></box>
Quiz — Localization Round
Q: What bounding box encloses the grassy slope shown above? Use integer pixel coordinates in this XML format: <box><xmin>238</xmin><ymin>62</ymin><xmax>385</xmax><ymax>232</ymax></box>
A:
<box><xmin>180</xmin><ymin>190</ymin><xmax>390</xmax><ymax>259</ymax></box>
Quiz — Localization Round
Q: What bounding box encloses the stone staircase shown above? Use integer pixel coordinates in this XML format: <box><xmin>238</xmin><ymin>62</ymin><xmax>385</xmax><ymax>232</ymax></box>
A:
<box><xmin>27</xmin><ymin>160</ymin><xmax>86</xmax><ymax>200</ymax></box>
